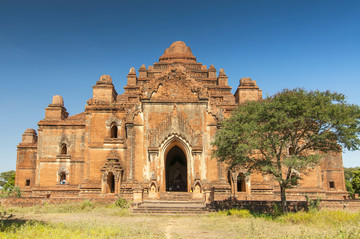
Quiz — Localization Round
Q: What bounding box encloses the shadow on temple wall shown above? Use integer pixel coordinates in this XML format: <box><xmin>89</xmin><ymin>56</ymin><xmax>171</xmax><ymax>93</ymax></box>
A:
<box><xmin>206</xmin><ymin>197</ymin><xmax>309</xmax><ymax>214</ymax></box>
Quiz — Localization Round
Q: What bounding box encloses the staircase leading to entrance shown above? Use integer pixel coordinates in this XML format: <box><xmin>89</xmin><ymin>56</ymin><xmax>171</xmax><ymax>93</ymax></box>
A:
<box><xmin>159</xmin><ymin>192</ymin><xmax>197</xmax><ymax>201</ymax></box>
<box><xmin>132</xmin><ymin>200</ymin><xmax>208</xmax><ymax>214</ymax></box>
<box><xmin>133</xmin><ymin>192</ymin><xmax>209</xmax><ymax>215</ymax></box>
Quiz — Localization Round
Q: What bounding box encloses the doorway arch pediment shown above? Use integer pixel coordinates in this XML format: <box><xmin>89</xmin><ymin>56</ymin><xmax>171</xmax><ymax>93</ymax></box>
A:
<box><xmin>160</xmin><ymin>133</ymin><xmax>192</xmax><ymax>155</ymax></box>
<box><xmin>157</xmin><ymin>133</ymin><xmax>193</xmax><ymax>192</ymax></box>
<box><xmin>147</xmin><ymin>105</ymin><xmax>202</xmax><ymax>148</ymax></box>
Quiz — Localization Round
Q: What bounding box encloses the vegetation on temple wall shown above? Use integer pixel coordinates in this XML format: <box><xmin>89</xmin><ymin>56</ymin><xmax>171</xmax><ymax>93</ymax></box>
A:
<box><xmin>213</xmin><ymin>88</ymin><xmax>360</xmax><ymax>213</ymax></box>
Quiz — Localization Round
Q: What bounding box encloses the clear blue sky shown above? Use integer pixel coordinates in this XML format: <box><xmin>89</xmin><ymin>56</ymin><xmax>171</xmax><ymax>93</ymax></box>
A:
<box><xmin>1</xmin><ymin>0</ymin><xmax>359</xmax><ymax>172</ymax></box>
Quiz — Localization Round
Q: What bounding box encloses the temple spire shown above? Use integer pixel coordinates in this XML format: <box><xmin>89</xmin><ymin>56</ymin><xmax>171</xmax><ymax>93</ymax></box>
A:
<box><xmin>159</xmin><ymin>41</ymin><xmax>196</xmax><ymax>63</ymax></box>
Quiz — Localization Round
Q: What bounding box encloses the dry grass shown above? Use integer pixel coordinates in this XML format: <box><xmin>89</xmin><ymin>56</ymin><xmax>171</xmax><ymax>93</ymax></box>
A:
<box><xmin>1</xmin><ymin>204</ymin><xmax>360</xmax><ymax>238</ymax></box>
<box><xmin>0</xmin><ymin>220</ymin><xmax>164</xmax><ymax>239</ymax></box>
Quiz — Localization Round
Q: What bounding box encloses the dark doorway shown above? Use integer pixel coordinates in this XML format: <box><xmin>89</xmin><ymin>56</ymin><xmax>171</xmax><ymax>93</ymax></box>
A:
<box><xmin>107</xmin><ymin>172</ymin><xmax>115</xmax><ymax>193</ymax></box>
<box><xmin>237</xmin><ymin>173</ymin><xmax>246</xmax><ymax>192</ymax></box>
<box><xmin>60</xmin><ymin>172</ymin><xmax>66</xmax><ymax>182</ymax></box>
<box><xmin>166</xmin><ymin>146</ymin><xmax>187</xmax><ymax>192</ymax></box>
<box><xmin>110</xmin><ymin>125</ymin><xmax>118</xmax><ymax>138</ymax></box>
<box><xmin>61</xmin><ymin>144</ymin><xmax>67</xmax><ymax>155</ymax></box>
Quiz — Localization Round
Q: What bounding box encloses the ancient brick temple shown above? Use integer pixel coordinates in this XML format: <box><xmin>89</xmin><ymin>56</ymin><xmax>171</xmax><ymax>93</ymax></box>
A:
<box><xmin>15</xmin><ymin>41</ymin><xmax>347</xmax><ymax>202</ymax></box>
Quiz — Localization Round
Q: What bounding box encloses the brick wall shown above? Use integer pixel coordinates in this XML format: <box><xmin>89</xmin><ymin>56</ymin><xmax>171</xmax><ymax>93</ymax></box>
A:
<box><xmin>207</xmin><ymin>198</ymin><xmax>360</xmax><ymax>213</ymax></box>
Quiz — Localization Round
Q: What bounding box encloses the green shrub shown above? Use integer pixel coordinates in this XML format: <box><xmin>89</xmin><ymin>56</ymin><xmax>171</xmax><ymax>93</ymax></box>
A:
<box><xmin>212</xmin><ymin>210</ymin><xmax>228</xmax><ymax>217</ymax></box>
<box><xmin>0</xmin><ymin>189</ymin><xmax>7</xmax><ymax>198</ymax></box>
<box><xmin>272</xmin><ymin>202</ymin><xmax>282</xmax><ymax>217</ymax></box>
<box><xmin>0</xmin><ymin>185</ymin><xmax>21</xmax><ymax>198</ymax></box>
<box><xmin>215</xmin><ymin>208</ymin><xmax>252</xmax><ymax>218</ymax></box>
<box><xmin>115</xmin><ymin>198</ymin><xmax>129</xmax><ymax>209</ymax></box>
<box><xmin>80</xmin><ymin>200</ymin><xmax>94</xmax><ymax>210</ymax></box>
<box><xmin>345</xmin><ymin>180</ymin><xmax>355</xmax><ymax>198</ymax></box>
<box><xmin>13</xmin><ymin>186</ymin><xmax>22</xmax><ymax>198</ymax></box>
<box><xmin>351</xmin><ymin>169</ymin><xmax>360</xmax><ymax>194</ymax></box>
<box><xmin>277</xmin><ymin>211</ymin><xmax>314</xmax><ymax>224</ymax></box>
<box><xmin>228</xmin><ymin>209</ymin><xmax>252</xmax><ymax>218</ymax></box>
<box><xmin>305</xmin><ymin>195</ymin><xmax>321</xmax><ymax>212</ymax></box>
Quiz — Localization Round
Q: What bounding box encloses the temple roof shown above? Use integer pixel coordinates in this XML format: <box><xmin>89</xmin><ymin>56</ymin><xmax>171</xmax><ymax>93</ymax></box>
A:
<box><xmin>159</xmin><ymin>41</ymin><xmax>196</xmax><ymax>63</ymax></box>
<box><xmin>67</xmin><ymin>112</ymin><xmax>86</xmax><ymax>121</ymax></box>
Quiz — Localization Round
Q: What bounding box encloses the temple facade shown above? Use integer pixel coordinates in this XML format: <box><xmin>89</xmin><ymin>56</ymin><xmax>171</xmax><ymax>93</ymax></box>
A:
<box><xmin>15</xmin><ymin>41</ymin><xmax>347</xmax><ymax>202</ymax></box>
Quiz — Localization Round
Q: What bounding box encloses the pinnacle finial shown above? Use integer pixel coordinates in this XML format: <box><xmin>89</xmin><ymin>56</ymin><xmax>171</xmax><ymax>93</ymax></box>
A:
<box><xmin>129</xmin><ymin>67</ymin><xmax>136</xmax><ymax>74</ymax></box>
<box><xmin>52</xmin><ymin>95</ymin><xmax>64</xmax><ymax>106</ymax></box>
<box><xmin>100</xmin><ymin>75</ymin><xmax>112</xmax><ymax>84</ymax></box>
<box><xmin>219</xmin><ymin>68</ymin><xmax>226</xmax><ymax>76</ymax></box>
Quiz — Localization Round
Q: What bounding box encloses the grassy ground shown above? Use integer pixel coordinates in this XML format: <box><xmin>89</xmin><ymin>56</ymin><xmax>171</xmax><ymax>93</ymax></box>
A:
<box><xmin>1</xmin><ymin>202</ymin><xmax>360</xmax><ymax>238</ymax></box>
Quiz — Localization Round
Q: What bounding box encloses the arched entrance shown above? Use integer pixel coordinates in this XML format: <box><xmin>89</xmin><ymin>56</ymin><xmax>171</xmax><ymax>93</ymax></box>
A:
<box><xmin>165</xmin><ymin>146</ymin><xmax>187</xmax><ymax>192</ymax></box>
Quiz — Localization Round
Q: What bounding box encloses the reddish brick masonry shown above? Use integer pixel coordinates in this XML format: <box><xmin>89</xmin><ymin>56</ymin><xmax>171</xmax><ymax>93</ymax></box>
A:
<box><xmin>15</xmin><ymin>41</ymin><xmax>347</xmax><ymax>202</ymax></box>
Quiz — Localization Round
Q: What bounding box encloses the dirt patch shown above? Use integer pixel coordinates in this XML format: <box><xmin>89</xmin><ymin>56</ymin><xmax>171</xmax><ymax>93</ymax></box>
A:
<box><xmin>7</xmin><ymin>211</ymin><xmax>360</xmax><ymax>239</ymax></box>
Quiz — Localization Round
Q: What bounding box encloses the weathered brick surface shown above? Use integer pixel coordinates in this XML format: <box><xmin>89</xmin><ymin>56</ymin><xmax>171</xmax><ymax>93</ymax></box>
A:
<box><xmin>15</xmin><ymin>41</ymin><xmax>347</xmax><ymax>202</ymax></box>
<box><xmin>208</xmin><ymin>198</ymin><xmax>360</xmax><ymax>213</ymax></box>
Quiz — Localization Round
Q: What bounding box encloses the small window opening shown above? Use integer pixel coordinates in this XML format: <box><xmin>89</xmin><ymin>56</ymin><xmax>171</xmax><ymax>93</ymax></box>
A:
<box><xmin>329</xmin><ymin>181</ymin><xmax>335</xmax><ymax>189</ymax></box>
<box><xmin>289</xmin><ymin>146</ymin><xmax>295</xmax><ymax>155</ymax></box>
<box><xmin>60</xmin><ymin>172</ymin><xmax>66</xmax><ymax>184</ymax></box>
<box><xmin>25</xmin><ymin>179</ymin><xmax>30</xmax><ymax>186</ymax></box>
<box><xmin>110</xmin><ymin>125</ymin><xmax>118</xmax><ymax>138</ymax></box>
<box><xmin>61</xmin><ymin>144</ymin><xmax>67</xmax><ymax>155</ymax></box>
<box><xmin>237</xmin><ymin>173</ymin><xmax>246</xmax><ymax>192</ymax></box>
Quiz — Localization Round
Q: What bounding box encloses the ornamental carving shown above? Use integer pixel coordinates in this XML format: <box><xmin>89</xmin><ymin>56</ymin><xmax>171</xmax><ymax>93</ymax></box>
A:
<box><xmin>148</xmin><ymin>105</ymin><xmax>201</xmax><ymax>148</ymax></box>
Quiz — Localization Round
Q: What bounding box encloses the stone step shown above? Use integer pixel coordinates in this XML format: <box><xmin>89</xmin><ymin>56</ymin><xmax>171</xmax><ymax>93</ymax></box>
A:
<box><xmin>132</xmin><ymin>208</ymin><xmax>209</xmax><ymax>214</ymax></box>
<box><xmin>136</xmin><ymin>203</ymin><xmax>206</xmax><ymax>208</ymax></box>
<box><xmin>135</xmin><ymin>207</ymin><xmax>207</xmax><ymax>211</ymax></box>
<box><xmin>133</xmin><ymin>199</ymin><xmax>209</xmax><ymax>215</ymax></box>
<box><xmin>133</xmin><ymin>211</ymin><xmax>208</xmax><ymax>215</ymax></box>
<box><xmin>140</xmin><ymin>204</ymin><xmax>205</xmax><ymax>208</ymax></box>
<box><xmin>142</xmin><ymin>200</ymin><xmax>205</xmax><ymax>207</ymax></box>
<box><xmin>157</xmin><ymin>192</ymin><xmax>203</xmax><ymax>201</ymax></box>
